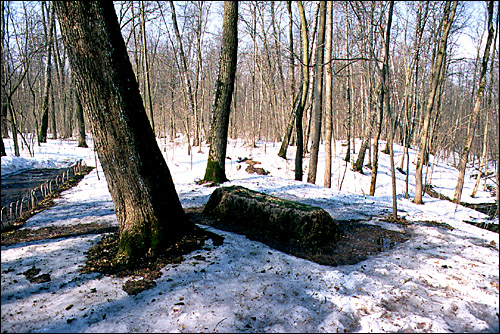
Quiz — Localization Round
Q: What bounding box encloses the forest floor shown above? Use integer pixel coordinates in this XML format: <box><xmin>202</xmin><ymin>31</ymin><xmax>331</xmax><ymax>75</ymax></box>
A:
<box><xmin>1</xmin><ymin>136</ymin><xmax>498</xmax><ymax>333</ymax></box>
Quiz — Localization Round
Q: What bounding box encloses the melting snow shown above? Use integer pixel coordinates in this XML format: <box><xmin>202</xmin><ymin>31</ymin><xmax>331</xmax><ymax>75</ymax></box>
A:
<box><xmin>1</xmin><ymin>136</ymin><xmax>498</xmax><ymax>333</ymax></box>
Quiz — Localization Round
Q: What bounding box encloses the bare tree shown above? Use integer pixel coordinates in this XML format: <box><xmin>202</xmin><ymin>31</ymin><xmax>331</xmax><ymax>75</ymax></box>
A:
<box><xmin>140</xmin><ymin>1</ymin><xmax>155</xmax><ymax>132</ymax></box>
<box><xmin>369</xmin><ymin>1</ymin><xmax>394</xmax><ymax>196</ymax></box>
<box><xmin>307</xmin><ymin>1</ymin><xmax>326</xmax><ymax>184</ymax></box>
<box><xmin>472</xmin><ymin>10</ymin><xmax>498</xmax><ymax>198</ymax></box>
<box><xmin>38</xmin><ymin>1</ymin><xmax>55</xmax><ymax>143</ymax></box>
<box><xmin>414</xmin><ymin>1</ymin><xmax>458</xmax><ymax>204</ymax></box>
<box><xmin>203</xmin><ymin>1</ymin><xmax>238</xmax><ymax>183</ymax></box>
<box><xmin>323</xmin><ymin>1</ymin><xmax>334</xmax><ymax>188</ymax></box>
<box><xmin>295</xmin><ymin>0</ymin><xmax>310</xmax><ymax>181</ymax></box>
<box><xmin>454</xmin><ymin>0</ymin><xmax>495</xmax><ymax>203</ymax></box>
<box><xmin>55</xmin><ymin>1</ymin><xmax>195</xmax><ymax>262</ymax></box>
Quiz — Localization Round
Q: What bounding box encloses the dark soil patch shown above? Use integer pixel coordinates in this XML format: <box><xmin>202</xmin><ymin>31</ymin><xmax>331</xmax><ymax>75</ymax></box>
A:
<box><xmin>187</xmin><ymin>207</ymin><xmax>411</xmax><ymax>267</ymax></box>
<box><xmin>19</xmin><ymin>266</ymin><xmax>51</xmax><ymax>284</ymax></box>
<box><xmin>238</xmin><ymin>158</ymin><xmax>270</xmax><ymax>175</ymax></box>
<box><xmin>424</xmin><ymin>184</ymin><xmax>498</xmax><ymax>218</ymax></box>
<box><xmin>3</xmin><ymin>202</ymin><xmax>411</xmax><ymax>296</ymax></box>
<box><xmin>1</xmin><ymin>222</ymin><xmax>117</xmax><ymax>246</ymax></box>
<box><xmin>80</xmin><ymin>226</ymin><xmax>223</xmax><ymax>296</ymax></box>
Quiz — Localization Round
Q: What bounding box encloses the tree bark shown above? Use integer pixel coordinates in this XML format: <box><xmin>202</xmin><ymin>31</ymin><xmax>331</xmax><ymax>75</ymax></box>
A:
<box><xmin>204</xmin><ymin>186</ymin><xmax>341</xmax><ymax>248</ymax></box>
<box><xmin>307</xmin><ymin>1</ymin><xmax>326</xmax><ymax>184</ymax></box>
<box><xmin>295</xmin><ymin>0</ymin><xmax>310</xmax><ymax>181</ymax></box>
<box><xmin>55</xmin><ymin>1</ymin><xmax>194</xmax><ymax>262</ymax></box>
<box><xmin>323</xmin><ymin>1</ymin><xmax>334</xmax><ymax>188</ymax></box>
<box><xmin>277</xmin><ymin>1</ymin><xmax>297</xmax><ymax>160</ymax></box>
<box><xmin>73</xmin><ymin>85</ymin><xmax>88</xmax><ymax>148</ymax></box>
<box><xmin>203</xmin><ymin>1</ymin><xmax>238</xmax><ymax>183</ymax></box>
<box><xmin>369</xmin><ymin>1</ymin><xmax>394</xmax><ymax>196</ymax></box>
<box><xmin>472</xmin><ymin>14</ymin><xmax>497</xmax><ymax>198</ymax></box>
<box><xmin>169</xmin><ymin>1</ymin><xmax>197</xmax><ymax>149</ymax></box>
<box><xmin>38</xmin><ymin>1</ymin><xmax>55</xmax><ymax>144</ymax></box>
<box><xmin>141</xmin><ymin>1</ymin><xmax>155</xmax><ymax>133</ymax></box>
<box><xmin>453</xmin><ymin>0</ymin><xmax>495</xmax><ymax>203</ymax></box>
<box><xmin>414</xmin><ymin>1</ymin><xmax>457</xmax><ymax>204</ymax></box>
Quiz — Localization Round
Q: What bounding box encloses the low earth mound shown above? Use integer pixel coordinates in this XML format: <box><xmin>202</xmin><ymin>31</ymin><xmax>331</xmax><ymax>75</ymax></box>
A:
<box><xmin>203</xmin><ymin>185</ymin><xmax>341</xmax><ymax>248</ymax></box>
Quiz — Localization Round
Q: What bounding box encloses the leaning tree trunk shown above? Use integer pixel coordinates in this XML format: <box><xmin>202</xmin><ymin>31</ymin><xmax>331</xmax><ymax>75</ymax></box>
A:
<box><xmin>453</xmin><ymin>0</ymin><xmax>495</xmax><ymax>204</ymax></box>
<box><xmin>203</xmin><ymin>1</ymin><xmax>238</xmax><ymax>184</ymax></box>
<box><xmin>472</xmin><ymin>20</ymin><xmax>497</xmax><ymax>198</ymax></box>
<box><xmin>54</xmin><ymin>1</ymin><xmax>194</xmax><ymax>262</ymax></box>
<box><xmin>415</xmin><ymin>1</ymin><xmax>457</xmax><ymax>204</ymax></box>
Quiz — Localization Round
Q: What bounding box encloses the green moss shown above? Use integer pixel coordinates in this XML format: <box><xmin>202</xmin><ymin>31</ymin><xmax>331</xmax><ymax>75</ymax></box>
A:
<box><xmin>203</xmin><ymin>159</ymin><xmax>227</xmax><ymax>184</ymax></box>
<box><xmin>116</xmin><ymin>224</ymin><xmax>150</xmax><ymax>263</ymax></box>
<box><xmin>224</xmin><ymin>186</ymin><xmax>319</xmax><ymax>212</ymax></box>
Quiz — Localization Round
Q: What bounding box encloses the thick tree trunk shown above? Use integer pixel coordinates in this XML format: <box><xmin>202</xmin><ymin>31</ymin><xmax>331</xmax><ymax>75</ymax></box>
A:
<box><xmin>55</xmin><ymin>1</ymin><xmax>194</xmax><ymax>262</ymax></box>
<box><xmin>454</xmin><ymin>1</ymin><xmax>495</xmax><ymax>203</ymax></box>
<box><xmin>415</xmin><ymin>1</ymin><xmax>457</xmax><ymax>204</ymax></box>
<box><xmin>307</xmin><ymin>1</ymin><xmax>326</xmax><ymax>184</ymax></box>
<box><xmin>203</xmin><ymin>1</ymin><xmax>238</xmax><ymax>183</ymax></box>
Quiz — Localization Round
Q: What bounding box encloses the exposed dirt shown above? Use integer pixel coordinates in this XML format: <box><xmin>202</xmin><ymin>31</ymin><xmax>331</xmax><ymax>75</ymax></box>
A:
<box><xmin>1</xmin><ymin>222</ymin><xmax>117</xmax><ymax>246</ymax></box>
<box><xmin>3</xmin><ymin>204</ymin><xmax>412</xmax><ymax>296</ymax></box>
<box><xmin>237</xmin><ymin>158</ymin><xmax>270</xmax><ymax>175</ymax></box>
<box><xmin>80</xmin><ymin>225</ymin><xmax>223</xmax><ymax>296</ymax></box>
<box><xmin>188</xmin><ymin>207</ymin><xmax>411</xmax><ymax>266</ymax></box>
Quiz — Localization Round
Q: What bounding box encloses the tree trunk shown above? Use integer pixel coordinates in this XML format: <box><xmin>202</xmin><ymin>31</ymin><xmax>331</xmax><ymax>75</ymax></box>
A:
<box><xmin>38</xmin><ymin>1</ymin><xmax>55</xmax><ymax>144</ymax></box>
<box><xmin>277</xmin><ymin>1</ymin><xmax>298</xmax><ymax>161</ymax></box>
<box><xmin>307</xmin><ymin>1</ymin><xmax>326</xmax><ymax>184</ymax></box>
<box><xmin>453</xmin><ymin>1</ymin><xmax>494</xmax><ymax>203</ymax></box>
<box><xmin>141</xmin><ymin>1</ymin><xmax>155</xmax><ymax>133</ymax></box>
<box><xmin>323</xmin><ymin>1</ymin><xmax>334</xmax><ymax>188</ymax></box>
<box><xmin>295</xmin><ymin>0</ymin><xmax>310</xmax><ymax>181</ymax></box>
<box><xmin>472</xmin><ymin>18</ymin><xmax>497</xmax><ymax>197</ymax></box>
<box><xmin>169</xmin><ymin>1</ymin><xmax>197</xmax><ymax>149</ymax></box>
<box><xmin>414</xmin><ymin>1</ymin><xmax>457</xmax><ymax>204</ymax></box>
<box><xmin>55</xmin><ymin>1</ymin><xmax>194</xmax><ymax>262</ymax></box>
<box><xmin>344</xmin><ymin>4</ymin><xmax>352</xmax><ymax>163</ymax></box>
<box><xmin>0</xmin><ymin>136</ymin><xmax>5</xmax><ymax>156</ymax></box>
<box><xmin>74</xmin><ymin>86</ymin><xmax>88</xmax><ymax>148</ymax></box>
<box><xmin>369</xmin><ymin>1</ymin><xmax>394</xmax><ymax>196</ymax></box>
<box><xmin>203</xmin><ymin>1</ymin><xmax>238</xmax><ymax>183</ymax></box>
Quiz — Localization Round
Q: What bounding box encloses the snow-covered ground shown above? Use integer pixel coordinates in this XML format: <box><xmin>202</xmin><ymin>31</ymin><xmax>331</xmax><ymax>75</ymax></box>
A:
<box><xmin>1</xmin><ymin>135</ymin><xmax>498</xmax><ymax>333</ymax></box>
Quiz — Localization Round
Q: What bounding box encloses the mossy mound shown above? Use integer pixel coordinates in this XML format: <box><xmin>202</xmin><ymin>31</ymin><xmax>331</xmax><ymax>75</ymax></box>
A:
<box><xmin>203</xmin><ymin>185</ymin><xmax>341</xmax><ymax>248</ymax></box>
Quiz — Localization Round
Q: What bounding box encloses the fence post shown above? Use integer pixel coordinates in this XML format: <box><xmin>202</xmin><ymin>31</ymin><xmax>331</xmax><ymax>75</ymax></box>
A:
<box><xmin>1</xmin><ymin>206</ymin><xmax>5</xmax><ymax>226</ymax></box>
<box><xmin>9</xmin><ymin>202</ymin><xmax>14</xmax><ymax>225</ymax></box>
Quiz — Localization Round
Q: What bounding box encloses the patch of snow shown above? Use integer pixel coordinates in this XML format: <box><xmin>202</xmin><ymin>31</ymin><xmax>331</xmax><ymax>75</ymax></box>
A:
<box><xmin>1</xmin><ymin>136</ymin><xmax>498</xmax><ymax>333</ymax></box>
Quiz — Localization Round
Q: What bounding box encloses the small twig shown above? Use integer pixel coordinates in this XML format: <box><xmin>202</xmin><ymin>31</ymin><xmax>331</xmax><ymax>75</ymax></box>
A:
<box><xmin>214</xmin><ymin>317</ymin><xmax>227</xmax><ymax>331</ymax></box>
